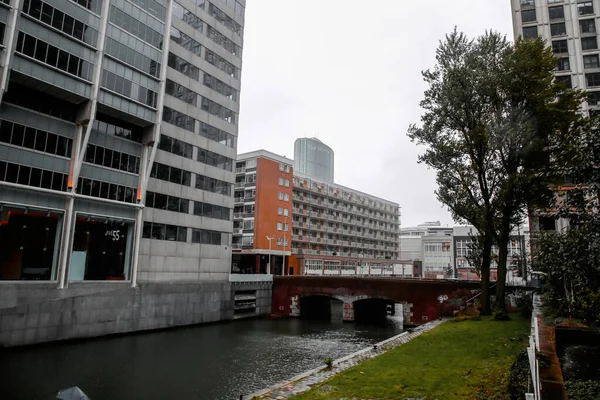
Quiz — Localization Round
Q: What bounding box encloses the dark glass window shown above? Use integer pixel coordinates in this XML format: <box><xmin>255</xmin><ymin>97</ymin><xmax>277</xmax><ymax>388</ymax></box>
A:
<box><xmin>583</xmin><ymin>54</ymin><xmax>600</xmax><ymax>69</ymax></box>
<box><xmin>580</xmin><ymin>19</ymin><xmax>596</xmax><ymax>34</ymax></box>
<box><xmin>172</xmin><ymin>2</ymin><xmax>204</xmax><ymax>33</ymax></box>
<box><xmin>191</xmin><ymin>229</ymin><xmax>223</xmax><ymax>245</ymax></box>
<box><xmin>557</xmin><ymin>57</ymin><xmax>570</xmax><ymax>71</ymax></box>
<box><xmin>162</xmin><ymin>106</ymin><xmax>196</xmax><ymax>132</ymax></box>
<box><xmin>588</xmin><ymin>91</ymin><xmax>600</xmax><ymax>105</ymax></box>
<box><xmin>158</xmin><ymin>134</ymin><xmax>193</xmax><ymax>159</ymax></box>
<box><xmin>206</xmin><ymin>26</ymin><xmax>240</xmax><ymax>57</ymax></box>
<box><xmin>582</xmin><ymin>36</ymin><xmax>598</xmax><ymax>51</ymax></box>
<box><xmin>208</xmin><ymin>2</ymin><xmax>242</xmax><ymax>36</ymax></box>
<box><xmin>552</xmin><ymin>40</ymin><xmax>568</xmax><ymax>53</ymax></box>
<box><xmin>203</xmin><ymin>73</ymin><xmax>238</xmax><ymax>101</ymax></box>
<box><xmin>105</xmin><ymin>37</ymin><xmax>160</xmax><ymax>78</ymax></box>
<box><xmin>195</xmin><ymin>173</ymin><xmax>231</xmax><ymax>196</ymax></box>
<box><xmin>556</xmin><ymin>75</ymin><xmax>572</xmax><ymax>89</ymax></box>
<box><xmin>550</xmin><ymin>22</ymin><xmax>566</xmax><ymax>37</ymax></box>
<box><xmin>128</xmin><ymin>0</ymin><xmax>166</xmax><ymax>20</ymax></box>
<box><xmin>0</xmin><ymin>162</ymin><xmax>68</xmax><ymax>191</ymax></box>
<box><xmin>578</xmin><ymin>1</ymin><xmax>593</xmax><ymax>16</ymax></box>
<box><xmin>165</xmin><ymin>79</ymin><xmax>197</xmax><ymax>106</ymax></box>
<box><xmin>586</xmin><ymin>72</ymin><xmax>600</xmax><ymax>87</ymax></box>
<box><xmin>548</xmin><ymin>6</ymin><xmax>564</xmax><ymax>20</ymax></box>
<box><xmin>198</xmin><ymin>121</ymin><xmax>235</xmax><ymax>148</ymax></box>
<box><xmin>170</xmin><ymin>27</ymin><xmax>201</xmax><ymax>56</ymax></box>
<box><xmin>523</xmin><ymin>26</ymin><xmax>538</xmax><ymax>39</ymax></box>
<box><xmin>167</xmin><ymin>52</ymin><xmax>200</xmax><ymax>81</ymax></box>
<box><xmin>109</xmin><ymin>6</ymin><xmax>162</xmax><ymax>48</ymax></box>
<box><xmin>521</xmin><ymin>9</ymin><xmax>536</xmax><ymax>23</ymax></box>
<box><xmin>205</xmin><ymin>49</ymin><xmax>239</xmax><ymax>79</ymax></box>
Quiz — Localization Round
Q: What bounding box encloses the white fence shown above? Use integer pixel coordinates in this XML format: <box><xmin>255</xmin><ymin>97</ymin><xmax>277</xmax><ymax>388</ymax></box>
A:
<box><xmin>526</xmin><ymin>295</ymin><xmax>542</xmax><ymax>400</ymax></box>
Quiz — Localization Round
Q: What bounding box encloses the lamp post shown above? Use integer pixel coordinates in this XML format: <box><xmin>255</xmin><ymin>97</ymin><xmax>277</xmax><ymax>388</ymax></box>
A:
<box><xmin>283</xmin><ymin>216</ymin><xmax>288</xmax><ymax>276</ymax></box>
<box><xmin>265</xmin><ymin>236</ymin><xmax>273</xmax><ymax>274</ymax></box>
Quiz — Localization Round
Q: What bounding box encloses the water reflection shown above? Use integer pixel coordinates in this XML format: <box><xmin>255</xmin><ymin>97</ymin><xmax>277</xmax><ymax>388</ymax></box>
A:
<box><xmin>0</xmin><ymin>317</ymin><xmax>402</xmax><ymax>400</ymax></box>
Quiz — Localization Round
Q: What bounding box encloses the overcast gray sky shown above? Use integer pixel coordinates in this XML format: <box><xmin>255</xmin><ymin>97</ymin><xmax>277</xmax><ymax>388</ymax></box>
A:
<box><xmin>238</xmin><ymin>0</ymin><xmax>514</xmax><ymax>228</ymax></box>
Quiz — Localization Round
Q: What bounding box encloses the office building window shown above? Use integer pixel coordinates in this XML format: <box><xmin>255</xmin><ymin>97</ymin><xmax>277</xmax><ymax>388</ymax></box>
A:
<box><xmin>84</xmin><ymin>144</ymin><xmax>140</xmax><ymax>174</ymax></box>
<box><xmin>557</xmin><ymin>57</ymin><xmax>570</xmax><ymax>71</ymax></box>
<box><xmin>168</xmin><ymin>52</ymin><xmax>200</xmax><ymax>81</ymax></box>
<box><xmin>277</xmin><ymin>222</ymin><xmax>283</xmax><ymax>231</ymax></box>
<box><xmin>584</xmin><ymin>54</ymin><xmax>600</xmax><ymax>69</ymax></box>
<box><xmin>195</xmin><ymin>174</ymin><xmax>231</xmax><ymax>196</ymax></box>
<box><xmin>520</xmin><ymin>0</ymin><xmax>534</xmax><ymax>5</ymax></box>
<box><xmin>582</xmin><ymin>36</ymin><xmax>598</xmax><ymax>51</ymax></box>
<box><xmin>523</xmin><ymin>26</ymin><xmax>538</xmax><ymax>39</ymax></box>
<box><xmin>521</xmin><ymin>9</ymin><xmax>536</xmax><ymax>23</ymax></box>
<box><xmin>283</xmin><ymin>193</ymin><xmax>289</xmax><ymax>201</ymax></box>
<box><xmin>197</xmin><ymin>148</ymin><xmax>233</xmax><ymax>171</ymax></box>
<box><xmin>548</xmin><ymin>6</ymin><xmax>564</xmax><ymax>20</ymax></box>
<box><xmin>200</xmin><ymin>97</ymin><xmax>237</xmax><ymax>124</ymax></box>
<box><xmin>586</xmin><ymin>72</ymin><xmax>600</xmax><ymax>87</ymax></box>
<box><xmin>208</xmin><ymin>2</ymin><xmax>242</xmax><ymax>36</ymax></box>
<box><xmin>172</xmin><ymin>1</ymin><xmax>204</xmax><ymax>33</ymax></box>
<box><xmin>552</xmin><ymin>40</ymin><xmax>568</xmax><ymax>53</ymax></box>
<box><xmin>150</xmin><ymin>162</ymin><xmax>192</xmax><ymax>186</ymax></box>
<box><xmin>170</xmin><ymin>27</ymin><xmax>201</xmax><ymax>56</ymax></box>
<box><xmin>158</xmin><ymin>134</ymin><xmax>193</xmax><ymax>159</ymax></box>
<box><xmin>193</xmin><ymin>201</ymin><xmax>230</xmax><ymax>220</ymax></box>
<box><xmin>0</xmin><ymin>161</ymin><xmax>68</xmax><ymax>191</ymax></box>
<box><xmin>588</xmin><ymin>91</ymin><xmax>600</xmax><ymax>105</ymax></box>
<box><xmin>142</xmin><ymin>222</ymin><xmax>188</xmax><ymax>242</ymax></box>
<box><xmin>578</xmin><ymin>1</ymin><xmax>594</xmax><ymax>16</ymax></box>
<box><xmin>105</xmin><ymin>37</ymin><xmax>160</xmax><ymax>78</ymax></box>
<box><xmin>191</xmin><ymin>229</ymin><xmax>224</xmax><ymax>245</ymax></box>
<box><xmin>284</xmin><ymin>208</ymin><xmax>289</xmax><ymax>216</ymax></box>
<box><xmin>277</xmin><ymin>207</ymin><xmax>283</xmax><ymax>215</ymax></box>
<box><xmin>205</xmin><ymin>49</ymin><xmax>239</xmax><ymax>79</ymax></box>
<box><xmin>278</xmin><ymin>192</ymin><xmax>283</xmax><ymax>200</ymax></box>
<box><xmin>580</xmin><ymin>19</ymin><xmax>596</xmax><ymax>34</ymax></box>
<box><xmin>206</xmin><ymin>26</ymin><xmax>240</xmax><ymax>57</ymax></box>
<box><xmin>77</xmin><ymin>177</ymin><xmax>137</xmax><ymax>203</ymax></box>
<box><xmin>0</xmin><ymin>120</ymin><xmax>73</xmax><ymax>157</ymax></box>
<box><xmin>278</xmin><ymin>177</ymin><xmax>284</xmax><ymax>185</ymax></box>
<box><xmin>556</xmin><ymin>75</ymin><xmax>572</xmax><ymax>88</ymax></box>
<box><xmin>163</xmin><ymin>106</ymin><xmax>196</xmax><ymax>132</ymax></box>
<box><xmin>128</xmin><ymin>0</ymin><xmax>167</xmax><ymax>21</ymax></box>
<box><xmin>550</xmin><ymin>23</ymin><xmax>566</xmax><ymax>37</ymax></box>
<box><xmin>109</xmin><ymin>5</ymin><xmax>162</xmax><ymax>48</ymax></box>
<box><xmin>146</xmin><ymin>191</ymin><xmax>190</xmax><ymax>214</ymax></box>
<box><xmin>203</xmin><ymin>73</ymin><xmax>238</xmax><ymax>101</ymax></box>
<box><xmin>198</xmin><ymin>121</ymin><xmax>235</xmax><ymax>148</ymax></box>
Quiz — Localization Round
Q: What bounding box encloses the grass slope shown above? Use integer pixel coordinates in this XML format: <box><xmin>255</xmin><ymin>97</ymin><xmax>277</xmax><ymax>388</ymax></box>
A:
<box><xmin>290</xmin><ymin>316</ymin><xmax>530</xmax><ymax>400</ymax></box>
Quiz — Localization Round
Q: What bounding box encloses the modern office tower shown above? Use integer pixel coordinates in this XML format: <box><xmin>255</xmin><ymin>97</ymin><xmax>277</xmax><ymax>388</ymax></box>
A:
<box><xmin>510</xmin><ymin>0</ymin><xmax>600</xmax><ymax>109</ymax></box>
<box><xmin>0</xmin><ymin>0</ymin><xmax>245</xmax><ymax>346</ymax></box>
<box><xmin>293</xmin><ymin>137</ymin><xmax>334</xmax><ymax>183</ymax></box>
<box><xmin>233</xmin><ymin>150</ymin><xmax>401</xmax><ymax>276</ymax></box>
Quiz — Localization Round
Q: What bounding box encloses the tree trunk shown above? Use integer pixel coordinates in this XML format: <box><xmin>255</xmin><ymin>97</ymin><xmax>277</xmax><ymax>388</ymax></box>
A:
<box><xmin>480</xmin><ymin>234</ymin><xmax>493</xmax><ymax>315</ymax></box>
<box><xmin>496</xmin><ymin>232</ymin><xmax>509</xmax><ymax>312</ymax></box>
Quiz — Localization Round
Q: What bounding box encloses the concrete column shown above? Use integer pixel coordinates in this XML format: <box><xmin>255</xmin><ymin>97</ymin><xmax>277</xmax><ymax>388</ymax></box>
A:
<box><xmin>330</xmin><ymin>300</ymin><xmax>343</xmax><ymax>323</ymax></box>
<box><xmin>0</xmin><ymin>0</ymin><xmax>23</xmax><ymax>104</ymax></box>
<box><xmin>394</xmin><ymin>303</ymin><xmax>404</xmax><ymax>325</ymax></box>
<box><xmin>343</xmin><ymin>302</ymin><xmax>354</xmax><ymax>321</ymax></box>
<box><xmin>403</xmin><ymin>302</ymin><xmax>413</xmax><ymax>325</ymax></box>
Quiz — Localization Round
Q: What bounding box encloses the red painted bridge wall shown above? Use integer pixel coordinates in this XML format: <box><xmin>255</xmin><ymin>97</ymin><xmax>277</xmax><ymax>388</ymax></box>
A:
<box><xmin>272</xmin><ymin>277</ymin><xmax>481</xmax><ymax>325</ymax></box>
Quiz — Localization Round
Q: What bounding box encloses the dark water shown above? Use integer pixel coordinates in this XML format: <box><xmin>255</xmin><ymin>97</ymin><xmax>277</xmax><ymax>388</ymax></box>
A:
<box><xmin>0</xmin><ymin>318</ymin><xmax>402</xmax><ymax>400</ymax></box>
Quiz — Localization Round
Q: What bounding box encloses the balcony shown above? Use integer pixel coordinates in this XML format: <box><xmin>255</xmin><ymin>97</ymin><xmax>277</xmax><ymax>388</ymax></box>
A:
<box><xmin>292</xmin><ymin>221</ymin><xmax>303</xmax><ymax>228</ymax></box>
<box><xmin>232</xmin><ymin>243</ymin><xmax>242</xmax><ymax>249</ymax></box>
<box><xmin>245</xmin><ymin>181</ymin><xmax>256</xmax><ymax>187</ymax></box>
<box><xmin>244</xmin><ymin>196</ymin><xmax>255</xmax><ymax>202</ymax></box>
<box><xmin>232</xmin><ymin>228</ymin><xmax>243</xmax><ymax>235</ymax></box>
<box><xmin>233</xmin><ymin>212</ymin><xmax>243</xmax><ymax>219</ymax></box>
<box><xmin>234</xmin><ymin>182</ymin><xmax>245</xmax><ymax>189</ymax></box>
<box><xmin>234</xmin><ymin>197</ymin><xmax>244</xmax><ymax>204</ymax></box>
<box><xmin>235</xmin><ymin>167</ymin><xmax>246</xmax><ymax>173</ymax></box>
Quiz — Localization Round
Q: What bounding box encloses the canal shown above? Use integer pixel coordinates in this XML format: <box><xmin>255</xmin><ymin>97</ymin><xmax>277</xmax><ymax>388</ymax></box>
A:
<box><xmin>0</xmin><ymin>317</ymin><xmax>403</xmax><ymax>400</ymax></box>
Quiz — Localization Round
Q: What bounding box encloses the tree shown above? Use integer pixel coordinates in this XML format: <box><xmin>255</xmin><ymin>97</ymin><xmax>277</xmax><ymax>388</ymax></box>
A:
<box><xmin>409</xmin><ymin>31</ymin><xmax>585</xmax><ymax>313</ymax></box>
<box><xmin>408</xmin><ymin>29</ymin><xmax>510</xmax><ymax>314</ymax></box>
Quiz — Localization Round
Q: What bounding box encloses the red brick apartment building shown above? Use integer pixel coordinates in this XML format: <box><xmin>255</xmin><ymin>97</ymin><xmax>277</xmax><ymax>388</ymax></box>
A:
<box><xmin>232</xmin><ymin>150</ymin><xmax>404</xmax><ymax>276</ymax></box>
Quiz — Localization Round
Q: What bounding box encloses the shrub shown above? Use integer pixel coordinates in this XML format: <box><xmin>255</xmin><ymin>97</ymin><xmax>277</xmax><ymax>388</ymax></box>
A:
<box><xmin>516</xmin><ymin>294</ymin><xmax>533</xmax><ymax>319</ymax></box>
<box><xmin>494</xmin><ymin>310</ymin><xmax>510</xmax><ymax>321</ymax></box>
<box><xmin>507</xmin><ymin>350</ymin><xmax>530</xmax><ymax>400</ymax></box>
<box><xmin>324</xmin><ymin>357</ymin><xmax>333</xmax><ymax>369</ymax></box>
<box><xmin>451</xmin><ymin>315</ymin><xmax>482</xmax><ymax>323</ymax></box>
<box><xmin>565</xmin><ymin>380</ymin><xmax>600</xmax><ymax>400</ymax></box>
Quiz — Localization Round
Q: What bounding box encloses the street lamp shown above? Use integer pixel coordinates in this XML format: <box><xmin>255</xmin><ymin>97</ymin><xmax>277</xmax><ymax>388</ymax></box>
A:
<box><xmin>265</xmin><ymin>236</ymin><xmax>273</xmax><ymax>274</ymax></box>
<box><xmin>283</xmin><ymin>216</ymin><xmax>288</xmax><ymax>276</ymax></box>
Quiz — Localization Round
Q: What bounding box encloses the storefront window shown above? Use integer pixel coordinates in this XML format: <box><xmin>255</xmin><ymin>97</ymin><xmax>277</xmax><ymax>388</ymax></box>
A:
<box><xmin>0</xmin><ymin>205</ymin><xmax>61</xmax><ymax>280</ymax></box>
<box><xmin>69</xmin><ymin>215</ymin><xmax>133</xmax><ymax>281</ymax></box>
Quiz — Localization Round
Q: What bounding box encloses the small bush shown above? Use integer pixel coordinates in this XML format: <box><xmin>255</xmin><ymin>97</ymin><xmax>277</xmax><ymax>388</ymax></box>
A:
<box><xmin>565</xmin><ymin>380</ymin><xmax>600</xmax><ymax>400</ymax></box>
<box><xmin>324</xmin><ymin>357</ymin><xmax>333</xmax><ymax>369</ymax></box>
<box><xmin>516</xmin><ymin>294</ymin><xmax>533</xmax><ymax>319</ymax></box>
<box><xmin>451</xmin><ymin>315</ymin><xmax>482</xmax><ymax>323</ymax></box>
<box><xmin>494</xmin><ymin>310</ymin><xmax>510</xmax><ymax>321</ymax></box>
<box><xmin>535</xmin><ymin>351</ymin><xmax>552</xmax><ymax>368</ymax></box>
<box><xmin>507</xmin><ymin>350</ymin><xmax>530</xmax><ymax>400</ymax></box>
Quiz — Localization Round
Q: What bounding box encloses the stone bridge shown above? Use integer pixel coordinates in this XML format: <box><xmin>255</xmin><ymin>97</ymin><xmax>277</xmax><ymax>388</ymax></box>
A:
<box><xmin>272</xmin><ymin>276</ymin><xmax>526</xmax><ymax>325</ymax></box>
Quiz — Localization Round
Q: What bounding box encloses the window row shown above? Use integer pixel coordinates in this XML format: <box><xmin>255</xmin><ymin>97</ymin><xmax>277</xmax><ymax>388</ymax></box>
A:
<box><xmin>0</xmin><ymin>120</ymin><xmax>72</xmax><ymax>157</ymax></box>
<box><xmin>172</xmin><ymin>1</ymin><xmax>203</xmax><ymax>33</ymax></box>
<box><xmin>276</xmin><ymin>222</ymin><xmax>289</xmax><ymax>231</ymax></box>
<box><xmin>142</xmin><ymin>222</ymin><xmax>187</xmax><ymax>242</ymax></box>
<box><xmin>191</xmin><ymin>228</ymin><xmax>225</xmax><ymax>245</ymax></box>
<box><xmin>3</xmin><ymin>83</ymin><xmax>76</xmax><ymax>122</ymax></box>
<box><xmin>101</xmin><ymin>69</ymin><xmax>158</xmax><ymax>108</ymax></box>
<box><xmin>70</xmin><ymin>0</ymin><xmax>101</xmax><ymax>14</ymax></box>
<box><xmin>167</xmin><ymin>53</ymin><xmax>238</xmax><ymax>101</ymax></box>
<box><xmin>205</xmin><ymin>48</ymin><xmax>239</xmax><ymax>79</ymax></box>
<box><xmin>277</xmin><ymin>207</ymin><xmax>289</xmax><ymax>216</ymax></box>
<box><xmin>278</xmin><ymin>192</ymin><xmax>290</xmax><ymax>201</ymax></box>
<box><xmin>158</xmin><ymin>134</ymin><xmax>193</xmax><ymax>158</ymax></box>
<box><xmin>278</xmin><ymin>177</ymin><xmax>290</xmax><ymax>187</ymax></box>
<box><xmin>279</xmin><ymin>163</ymin><xmax>291</xmax><ymax>173</ymax></box>
<box><xmin>206</xmin><ymin>26</ymin><xmax>240</xmax><ymax>57</ymax></box>
<box><xmin>197</xmin><ymin>148</ymin><xmax>233</xmax><ymax>171</ymax></box>
<box><xmin>200</xmin><ymin>96</ymin><xmax>237</xmax><ymax>124</ymax></box>
<box><xmin>195</xmin><ymin>173</ymin><xmax>231</xmax><ymax>196</ymax></box>
<box><xmin>170</xmin><ymin>26</ymin><xmax>201</xmax><ymax>56</ymax></box>
<box><xmin>162</xmin><ymin>106</ymin><xmax>236</xmax><ymax>148</ymax></box>
<box><xmin>168</xmin><ymin>52</ymin><xmax>200</xmax><ymax>80</ymax></box>
<box><xmin>105</xmin><ymin>36</ymin><xmax>161</xmax><ymax>78</ymax></box>
<box><xmin>221</xmin><ymin>0</ymin><xmax>244</xmax><ymax>17</ymax></box>
<box><xmin>208</xmin><ymin>2</ymin><xmax>242</xmax><ymax>36</ymax></box>
<box><xmin>127</xmin><ymin>0</ymin><xmax>167</xmax><ymax>21</ymax></box>
<box><xmin>552</xmin><ymin>37</ymin><xmax>598</xmax><ymax>54</ymax></box>
<box><xmin>524</xmin><ymin>19</ymin><xmax>596</xmax><ymax>40</ymax></box>
<box><xmin>84</xmin><ymin>143</ymin><xmax>141</xmax><ymax>174</ymax></box>
<box><xmin>559</xmin><ymin>54</ymin><xmax>600</xmax><ymax>72</ymax></box>
<box><xmin>150</xmin><ymin>162</ymin><xmax>192</xmax><ymax>186</ymax></box>
<box><xmin>522</xmin><ymin>2</ymin><xmax>593</xmax><ymax>24</ymax></box>
<box><xmin>110</xmin><ymin>5</ymin><xmax>163</xmax><ymax>48</ymax></box>
<box><xmin>23</xmin><ymin>0</ymin><xmax>98</xmax><ymax>46</ymax></box>
<box><xmin>146</xmin><ymin>191</ymin><xmax>189</xmax><ymax>213</ymax></box>
<box><xmin>16</xmin><ymin>32</ymin><xmax>93</xmax><ymax>81</ymax></box>
<box><xmin>77</xmin><ymin>177</ymin><xmax>138</xmax><ymax>203</ymax></box>
<box><xmin>0</xmin><ymin>161</ymin><xmax>68</xmax><ymax>191</ymax></box>
<box><xmin>92</xmin><ymin>118</ymin><xmax>143</xmax><ymax>142</ymax></box>
<box><xmin>193</xmin><ymin>200</ymin><xmax>230</xmax><ymax>221</ymax></box>
<box><xmin>165</xmin><ymin>78</ymin><xmax>198</xmax><ymax>106</ymax></box>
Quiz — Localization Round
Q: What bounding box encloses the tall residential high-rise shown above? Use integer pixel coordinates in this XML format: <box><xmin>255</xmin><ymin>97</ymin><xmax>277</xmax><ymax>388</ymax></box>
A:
<box><xmin>510</xmin><ymin>0</ymin><xmax>600</xmax><ymax>109</ymax></box>
<box><xmin>0</xmin><ymin>0</ymin><xmax>245</xmax><ymax>346</ymax></box>
<box><xmin>294</xmin><ymin>137</ymin><xmax>334</xmax><ymax>183</ymax></box>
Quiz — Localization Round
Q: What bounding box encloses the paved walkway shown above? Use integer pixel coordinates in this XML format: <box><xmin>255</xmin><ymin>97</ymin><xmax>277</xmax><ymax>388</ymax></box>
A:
<box><xmin>245</xmin><ymin>318</ymin><xmax>446</xmax><ymax>399</ymax></box>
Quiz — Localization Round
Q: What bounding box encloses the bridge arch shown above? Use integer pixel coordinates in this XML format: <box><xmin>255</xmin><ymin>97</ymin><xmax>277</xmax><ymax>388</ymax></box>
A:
<box><xmin>299</xmin><ymin>295</ymin><xmax>344</xmax><ymax>322</ymax></box>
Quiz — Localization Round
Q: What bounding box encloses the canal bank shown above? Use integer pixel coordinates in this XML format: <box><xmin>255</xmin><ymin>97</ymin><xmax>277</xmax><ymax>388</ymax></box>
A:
<box><xmin>0</xmin><ymin>317</ymin><xmax>403</xmax><ymax>400</ymax></box>
<box><xmin>0</xmin><ymin>275</ymin><xmax>273</xmax><ymax>347</ymax></box>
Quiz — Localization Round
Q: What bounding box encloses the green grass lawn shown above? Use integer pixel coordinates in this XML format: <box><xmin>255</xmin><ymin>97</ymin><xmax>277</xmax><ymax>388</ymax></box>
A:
<box><xmin>289</xmin><ymin>316</ymin><xmax>530</xmax><ymax>400</ymax></box>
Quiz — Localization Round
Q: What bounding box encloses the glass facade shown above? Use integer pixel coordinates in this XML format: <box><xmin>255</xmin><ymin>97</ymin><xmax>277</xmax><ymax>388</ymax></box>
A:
<box><xmin>0</xmin><ymin>0</ymin><xmax>244</xmax><ymax>284</ymax></box>
<box><xmin>294</xmin><ymin>137</ymin><xmax>335</xmax><ymax>183</ymax></box>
